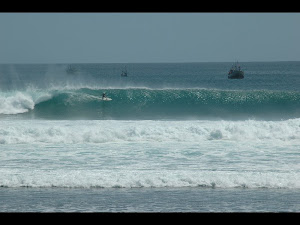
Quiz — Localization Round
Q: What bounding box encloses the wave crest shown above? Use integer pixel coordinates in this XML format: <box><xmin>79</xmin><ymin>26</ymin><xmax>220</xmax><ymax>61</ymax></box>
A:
<box><xmin>1</xmin><ymin>88</ymin><xmax>300</xmax><ymax>120</ymax></box>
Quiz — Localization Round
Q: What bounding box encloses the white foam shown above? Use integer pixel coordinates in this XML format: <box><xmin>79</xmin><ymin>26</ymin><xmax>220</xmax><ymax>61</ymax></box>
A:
<box><xmin>1</xmin><ymin>119</ymin><xmax>299</xmax><ymax>189</ymax></box>
<box><xmin>0</xmin><ymin>89</ymin><xmax>53</xmax><ymax>115</ymax></box>
<box><xmin>0</xmin><ymin>92</ymin><xmax>35</xmax><ymax>114</ymax></box>
<box><xmin>0</xmin><ymin>119</ymin><xmax>299</xmax><ymax>144</ymax></box>
<box><xmin>0</xmin><ymin>169</ymin><xmax>298</xmax><ymax>189</ymax></box>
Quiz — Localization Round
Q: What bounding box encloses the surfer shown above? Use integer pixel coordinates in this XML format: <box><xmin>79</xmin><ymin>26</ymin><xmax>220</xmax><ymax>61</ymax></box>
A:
<box><xmin>102</xmin><ymin>92</ymin><xmax>106</xmax><ymax>100</ymax></box>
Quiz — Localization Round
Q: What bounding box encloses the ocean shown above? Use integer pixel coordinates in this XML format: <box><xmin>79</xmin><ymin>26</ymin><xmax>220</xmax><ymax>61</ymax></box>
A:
<box><xmin>0</xmin><ymin>62</ymin><xmax>299</xmax><ymax>212</ymax></box>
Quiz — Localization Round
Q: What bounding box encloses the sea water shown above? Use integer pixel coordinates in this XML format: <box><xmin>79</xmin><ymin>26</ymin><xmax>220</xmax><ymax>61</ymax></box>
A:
<box><xmin>0</xmin><ymin>62</ymin><xmax>299</xmax><ymax>212</ymax></box>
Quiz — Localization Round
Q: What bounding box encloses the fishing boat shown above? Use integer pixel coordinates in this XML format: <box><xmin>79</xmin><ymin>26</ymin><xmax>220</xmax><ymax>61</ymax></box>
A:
<box><xmin>121</xmin><ymin>67</ymin><xmax>128</xmax><ymax>77</ymax></box>
<box><xmin>66</xmin><ymin>65</ymin><xmax>77</xmax><ymax>74</ymax></box>
<box><xmin>228</xmin><ymin>61</ymin><xmax>244</xmax><ymax>79</ymax></box>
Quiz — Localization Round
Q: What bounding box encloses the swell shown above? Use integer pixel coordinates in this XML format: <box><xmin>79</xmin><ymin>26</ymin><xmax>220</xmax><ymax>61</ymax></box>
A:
<box><xmin>2</xmin><ymin>88</ymin><xmax>300</xmax><ymax>120</ymax></box>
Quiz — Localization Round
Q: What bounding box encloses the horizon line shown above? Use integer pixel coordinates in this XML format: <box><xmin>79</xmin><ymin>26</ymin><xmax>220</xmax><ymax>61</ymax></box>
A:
<box><xmin>0</xmin><ymin>60</ymin><xmax>299</xmax><ymax>64</ymax></box>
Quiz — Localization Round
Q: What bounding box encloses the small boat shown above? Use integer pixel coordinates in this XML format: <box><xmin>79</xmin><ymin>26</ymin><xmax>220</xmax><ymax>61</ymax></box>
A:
<box><xmin>66</xmin><ymin>65</ymin><xmax>77</xmax><ymax>74</ymax></box>
<box><xmin>228</xmin><ymin>61</ymin><xmax>244</xmax><ymax>79</ymax></box>
<box><xmin>121</xmin><ymin>67</ymin><xmax>128</xmax><ymax>77</ymax></box>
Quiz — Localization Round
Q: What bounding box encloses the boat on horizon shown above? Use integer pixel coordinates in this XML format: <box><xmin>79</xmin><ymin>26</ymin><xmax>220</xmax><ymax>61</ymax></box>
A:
<box><xmin>66</xmin><ymin>65</ymin><xmax>77</xmax><ymax>74</ymax></box>
<box><xmin>228</xmin><ymin>61</ymin><xmax>244</xmax><ymax>79</ymax></box>
<box><xmin>121</xmin><ymin>67</ymin><xmax>128</xmax><ymax>77</ymax></box>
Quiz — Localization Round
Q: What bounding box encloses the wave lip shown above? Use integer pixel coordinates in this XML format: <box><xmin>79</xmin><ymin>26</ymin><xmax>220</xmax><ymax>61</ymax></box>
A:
<box><xmin>0</xmin><ymin>88</ymin><xmax>53</xmax><ymax>115</ymax></box>
<box><xmin>0</xmin><ymin>92</ymin><xmax>35</xmax><ymax>114</ymax></box>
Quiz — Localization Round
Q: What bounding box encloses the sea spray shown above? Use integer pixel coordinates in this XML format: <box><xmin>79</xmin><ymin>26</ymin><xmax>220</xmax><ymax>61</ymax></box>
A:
<box><xmin>0</xmin><ymin>88</ymin><xmax>53</xmax><ymax>115</ymax></box>
<box><xmin>0</xmin><ymin>92</ymin><xmax>35</xmax><ymax>114</ymax></box>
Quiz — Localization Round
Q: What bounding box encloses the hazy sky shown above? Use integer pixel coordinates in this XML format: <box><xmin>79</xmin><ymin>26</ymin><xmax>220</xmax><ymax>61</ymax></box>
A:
<box><xmin>0</xmin><ymin>13</ymin><xmax>299</xmax><ymax>63</ymax></box>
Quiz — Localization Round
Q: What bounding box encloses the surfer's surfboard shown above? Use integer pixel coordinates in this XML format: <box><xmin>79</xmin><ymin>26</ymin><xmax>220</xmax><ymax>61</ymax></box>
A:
<box><xmin>102</xmin><ymin>97</ymin><xmax>112</xmax><ymax>101</ymax></box>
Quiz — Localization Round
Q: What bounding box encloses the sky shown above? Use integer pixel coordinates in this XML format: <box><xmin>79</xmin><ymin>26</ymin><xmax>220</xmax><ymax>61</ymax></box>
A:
<box><xmin>0</xmin><ymin>13</ymin><xmax>299</xmax><ymax>63</ymax></box>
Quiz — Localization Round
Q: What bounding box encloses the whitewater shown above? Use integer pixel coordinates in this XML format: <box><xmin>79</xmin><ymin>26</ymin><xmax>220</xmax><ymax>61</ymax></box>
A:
<box><xmin>1</xmin><ymin>119</ymin><xmax>299</xmax><ymax>190</ymax></box>
<box><xmin>0</xmin><ymin>62</ymin><xmax>299</xmax><ymax>212</ymax></box>
<box><xmin>1</xmin><ymin>119</ymin><xmax>300</xmax><ymax>144</ymax></box>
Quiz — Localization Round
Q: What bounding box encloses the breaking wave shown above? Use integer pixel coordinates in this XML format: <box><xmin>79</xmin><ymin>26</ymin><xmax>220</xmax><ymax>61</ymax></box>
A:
<box><xmin>1</xmin><ymin>87</ymin><xmax>300</xmax><ymax>120</ymax></box>
<box><xmin>0</xmin><ymin>119</ymin><xmax>299</xmax><ymax>144</ymax></box>
<box><xmin>0</xmin><ymin>169</ymin><xmax>298</xmax><ymax>189</ymax></box>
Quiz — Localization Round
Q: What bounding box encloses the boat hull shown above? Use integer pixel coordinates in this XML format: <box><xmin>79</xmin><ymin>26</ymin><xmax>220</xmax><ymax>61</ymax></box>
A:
<box><xmin>228</xmin><ymin>71</ymin><xmax>244</xmax><ymax>79</ymax></box>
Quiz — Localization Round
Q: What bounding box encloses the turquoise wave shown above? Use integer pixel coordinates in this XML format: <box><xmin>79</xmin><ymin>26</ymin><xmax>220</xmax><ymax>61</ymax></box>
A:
<box><xmin>27</xmin><ymin>88</ymin><xmax>300</xmax><ymax>120</ymax></box>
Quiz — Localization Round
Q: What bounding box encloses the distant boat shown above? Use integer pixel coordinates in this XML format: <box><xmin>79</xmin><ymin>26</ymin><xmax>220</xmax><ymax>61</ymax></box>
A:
<box><xmin>121</xmin><ymin>67</ymin><xmax>128</xmax><ymax>77</ymax></box>
<box><xmin>228</xmin><ymin>61</ymin><xmax>244</xmax><ymax>79</ymax></box>
<box><xmin>66</xmin><ymin>65</ymin><xmax>77</xmax><ymax>74</ymax></box>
